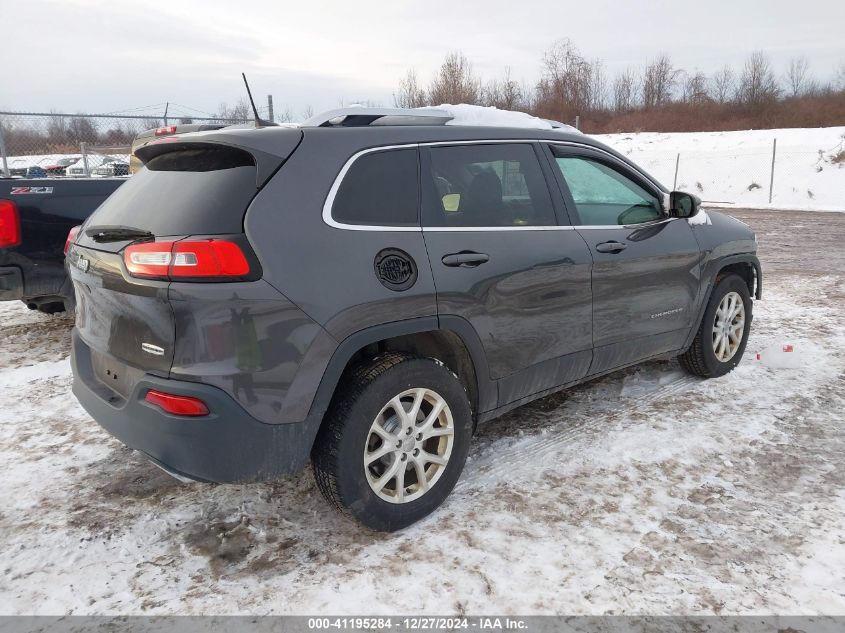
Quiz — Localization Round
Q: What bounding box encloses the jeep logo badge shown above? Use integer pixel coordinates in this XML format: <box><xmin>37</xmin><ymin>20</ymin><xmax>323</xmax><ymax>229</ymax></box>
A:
<box><xmin>374</xmin><ymin>248</ymin><xmax>417</xmax><ymax>291</ymax></box>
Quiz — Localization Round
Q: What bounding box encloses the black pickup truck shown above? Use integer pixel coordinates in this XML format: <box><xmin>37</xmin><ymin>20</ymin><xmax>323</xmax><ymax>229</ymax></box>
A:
<box><xmin>0</xmin><ymin>179</ymin><xmax>125</xmax><ymax>312</ymax></box>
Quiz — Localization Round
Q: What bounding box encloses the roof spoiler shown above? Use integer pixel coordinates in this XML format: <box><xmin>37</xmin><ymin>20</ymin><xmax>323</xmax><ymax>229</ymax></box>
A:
<box><xmin>135</xmin><ymin>129</ymin><xmax>303</xmax><ymax>187</ymax></box>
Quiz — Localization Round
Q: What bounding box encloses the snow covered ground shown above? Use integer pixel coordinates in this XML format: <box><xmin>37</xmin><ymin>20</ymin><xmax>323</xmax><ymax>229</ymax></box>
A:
<box><xmin>0</xmin><ymin>208</ymin><xmax>843</xmax><ymax>615</ymax></box>
<box><xmin>596</xmin><ymin>127</ymin><xmax>845</xmax><ymax>212</ymax></box>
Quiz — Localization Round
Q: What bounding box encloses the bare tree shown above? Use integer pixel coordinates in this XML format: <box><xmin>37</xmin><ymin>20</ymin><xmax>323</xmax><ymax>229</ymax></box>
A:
<box><xmin>736</xmin><ymin>51</ymin><xmax>780</xmax><ymax>107</ymax></box>
<box><xmin>394</xmin><ymin>69</ymin><xmax>428</xmax><ymax>108</ymax></box>
<box><xmin>215</xmin><ymin>98</ymin><xmax>252</xmax><ymax>122</ymax></box>
<box><xmin>482</xmin><ymin>67</ymin><xmax>525</xmax><ymax>110</ymax></box>
<box><xmin>47</xmin><ymin>113</ymin><xmax>69</xmax><ymax>145</ymax></box>
<box><xmin>785</xmin><ymin>56</ymin><xmax>812</xmax><ymax>97</ymax></box>
<box><xmin>277</xmin><ymin>106</ymin><xmax>293</xmax><ymax>123</ymax></box>
<box><xmin>534</xmin><ymin>39</ymin><xmax>596</xmax><ymax>120</ymax></box>
<box><xmin>681</xmin><ymin>70</ymin><xmax>710</xmax><ymax>105</ymax></box>
<box><xmin>838</xmin><ymin>60</ymin><xmax>845</xmax><ymax>90</ymax></box>
<box><xmin>589</xmin><ymin>59</ymin><xmax>608</xmax><ymax>111</ymax></box>
<box><xmin>710</xmin><ymin>65</ymin><xmax>735</xmax><ymax>103</ymax></box>
<box><xmin>427</xmin><ymin>52</ymin><xmax>481</xmax><ymax>105</ymax></box>
<box><xmin>612</xmin><ymin>68</ymin><xmax>638</xmax><ymax>113</ymax></box>
<box><xmin>67</xmin><ymin>117</ymin><xmax>98</xmax><ymax>144</ymax></box>
<box><xmin>301</xmin><ymin>105</ymin><xmax>314</xmax><ymax>120</ymax></box>
<box><xmin>641</xmin><ymin>54</ymin><xmax>678</xmax><ymax>108</ymax></box>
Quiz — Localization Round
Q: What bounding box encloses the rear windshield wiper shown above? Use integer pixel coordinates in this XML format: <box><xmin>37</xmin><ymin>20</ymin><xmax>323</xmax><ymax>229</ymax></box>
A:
<box><xmin>85</xmin><ymin>225</ymin><xmax>154</xmax><ymax>243</ymax></box>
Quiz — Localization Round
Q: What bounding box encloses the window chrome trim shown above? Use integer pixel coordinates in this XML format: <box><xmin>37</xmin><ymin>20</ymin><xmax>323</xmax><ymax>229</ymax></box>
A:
<box><xmin>576</xmin><ymin>217</ymin><xmax>678</xmax><ymax>230</ymax></box>
<box><xmin>424</xmin><ymin>225</ymin><xmax>574</xmax><ymax>232</ymax></box>
<box><xmin>322</xmin><ymin>138</ymin><xmax>666</xmax><ymax>232</ymax></box>
<box><xmin>322</xmin><ymin>144</ymin><xmax>422</xmax><ymax>232</ymax></box>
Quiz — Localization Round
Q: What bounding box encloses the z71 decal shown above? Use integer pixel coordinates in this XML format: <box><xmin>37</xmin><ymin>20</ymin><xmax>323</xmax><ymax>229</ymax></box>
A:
<box><xmin>10</xmin><ymin>186</ymin><xmax>54</xmax><ymax>195</ymax></box>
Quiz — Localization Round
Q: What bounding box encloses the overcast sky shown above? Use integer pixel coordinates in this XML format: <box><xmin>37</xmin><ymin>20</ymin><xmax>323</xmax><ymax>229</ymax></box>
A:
<box><xmin>2</xmin><ymin>0</ymin><xmax>843</xmax><ymax>119</ymax></box>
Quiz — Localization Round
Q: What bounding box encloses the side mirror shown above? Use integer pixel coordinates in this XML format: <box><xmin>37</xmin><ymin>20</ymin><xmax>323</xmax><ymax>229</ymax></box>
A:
<box><xmin>669</xmin><ymin>191</ymin><xmax>701</xmax><ymax>219</ymax></box>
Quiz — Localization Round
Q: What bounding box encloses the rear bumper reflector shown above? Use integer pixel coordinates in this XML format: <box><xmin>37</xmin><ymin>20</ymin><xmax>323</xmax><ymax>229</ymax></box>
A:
<box><xmin>144</xmin><ymin>389</ymin><xmax>209</xmax><ymax>417</ymax></box>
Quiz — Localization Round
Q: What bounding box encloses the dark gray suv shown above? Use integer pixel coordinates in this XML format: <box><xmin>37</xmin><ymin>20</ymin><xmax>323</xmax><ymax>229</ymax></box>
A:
<box><xmin>66</xmin><ymin>107</ymin><xmax>761</xmax><ymax>531</ymax></box>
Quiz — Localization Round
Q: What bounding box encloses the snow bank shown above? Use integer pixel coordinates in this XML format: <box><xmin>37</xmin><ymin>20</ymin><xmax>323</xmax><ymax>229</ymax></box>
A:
<box><xmin>596</xmin><ymin>127</ymin><xmax>845</xmax><ymax>211</ymax></box>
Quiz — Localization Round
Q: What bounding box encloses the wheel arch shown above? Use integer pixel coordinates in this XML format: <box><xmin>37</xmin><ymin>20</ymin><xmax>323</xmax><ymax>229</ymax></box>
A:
<box><xmin>306</xmin><ymin>316</ymin><xmax>495</xmax><ymax>437</ymax></box>
<box><xmin>683</xmin><ymin>253</ymin><xmax>761</xmax><ymax>352</ymax></box>
<box><xmin>715</xmin><ymin>255</ymin><xmax>762</xmax><ymax>300</ymax></box>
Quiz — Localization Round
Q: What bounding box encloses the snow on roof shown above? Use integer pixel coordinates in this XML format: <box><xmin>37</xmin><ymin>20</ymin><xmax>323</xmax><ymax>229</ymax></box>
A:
<box><xmin>425</xmin><ymin>103</ymin><xmax>581</xmax><ymax>133</ymax></box>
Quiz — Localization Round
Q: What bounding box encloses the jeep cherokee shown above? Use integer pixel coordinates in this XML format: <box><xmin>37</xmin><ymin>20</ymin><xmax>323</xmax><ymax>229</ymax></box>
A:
<box><xmin>66</xmin><ymin>107</ymin><xmax>761</xmax><ymax>531</ymax></box>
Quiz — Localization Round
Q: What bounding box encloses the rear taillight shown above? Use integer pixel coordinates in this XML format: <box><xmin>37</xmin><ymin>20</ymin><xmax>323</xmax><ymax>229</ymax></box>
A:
<box><xmin>154</xmin><ymin>126</ymin><xmax>177</xmax><ymax>136</ymax></box>
<box><xmin>64</xmin><ymin>225</ymin><xmax>81</xmax><ymax>255</ymax></box>
<box><xmin>144</xmin><ymin>389</ymin><xmax>209</xmax><ymax>416</ymax></box>
<box><xmin>124</xmin><ymin>239</ymin><xmax>251</xmax><ymax>281</ymax></box>
<box><xmin>0</xmin><ymin>200</ymin><xmax>21</xmax><ymax>248</ymax></box>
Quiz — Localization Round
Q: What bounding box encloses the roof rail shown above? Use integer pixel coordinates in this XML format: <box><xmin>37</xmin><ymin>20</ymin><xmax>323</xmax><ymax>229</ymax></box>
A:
<box><xmin>303</xmin><ymin>107</ymin><xmax>454</xmax><ymax>128</ymax></box>
<box><xmin>542</xmin><ymin>118</ymin><xmax>572</xmax><ymax>129</ymax></box>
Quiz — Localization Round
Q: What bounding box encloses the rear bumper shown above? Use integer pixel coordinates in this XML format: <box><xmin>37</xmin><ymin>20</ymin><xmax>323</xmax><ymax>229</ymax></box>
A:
<box><xmin>71</xmin><ymin>329</ymin><xmax>319</xmax><ymax>483</ymax></box>
<box><xmin>0</xmin><ymin>266</ymin><xmax>23</xmax><ymax>300</ymax></box>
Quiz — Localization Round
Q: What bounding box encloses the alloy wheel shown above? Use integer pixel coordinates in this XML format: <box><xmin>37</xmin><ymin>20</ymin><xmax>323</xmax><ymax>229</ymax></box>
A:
<box><xmin>712</xmin><ymin>291</ymin><xmax>745</xmax><ymax>362</ymax></box>
<box><xmin>364</xmin><ymin>388</ymin><xmax>455</xmax><ymax>504</ymax></box>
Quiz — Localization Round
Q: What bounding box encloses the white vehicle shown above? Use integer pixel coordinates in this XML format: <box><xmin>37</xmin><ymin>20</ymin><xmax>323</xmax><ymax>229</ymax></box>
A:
<box><xmin>64</xmin><ymin>155</ymin><xmax>117</xmax><ymax>177</ymax></box>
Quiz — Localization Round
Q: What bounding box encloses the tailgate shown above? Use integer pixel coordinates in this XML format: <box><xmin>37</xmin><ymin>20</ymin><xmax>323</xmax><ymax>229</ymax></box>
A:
<box><xmin>66</xmin><ymin>130</ymin><xmax>302</xmax><ymax>389</ymax></box>
<box><xmin>68</xmin><ymin>244</ymin><xmax>174</xmax><ymax>380</ymax></box>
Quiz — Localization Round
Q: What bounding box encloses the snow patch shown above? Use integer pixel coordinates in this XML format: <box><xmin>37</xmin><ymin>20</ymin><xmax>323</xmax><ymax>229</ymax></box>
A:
<box><xmin>687</xmin><ymin>209</ymin><xmax>712</xmax><ymax>225</ymax></box>
<box><xmin>597</xmin><ymin>127</ymin><xmax>845</xmax><ymax>212</ymax></box>
<box><xmin>427</xmin><ymin>104</ymin><xmax>580</xmax><ymax>132</ymax></box>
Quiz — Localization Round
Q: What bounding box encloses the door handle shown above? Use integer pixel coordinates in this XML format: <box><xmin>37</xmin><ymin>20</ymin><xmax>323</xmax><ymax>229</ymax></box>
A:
<box><xmin>595</xmin><ymin>241</ymin><xmax>627</xmax><ymax>254</ymax></box>
<box><xmin>442</xmin><ymin>252</ymin><xmax>490</xmax><ymax>267</ymax></box>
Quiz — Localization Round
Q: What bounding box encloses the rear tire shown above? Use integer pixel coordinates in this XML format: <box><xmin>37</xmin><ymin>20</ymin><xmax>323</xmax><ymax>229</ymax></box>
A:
<box><xmin>679</xmin><ymin>274</ymin><xmax>752</xmax><ymax>378</ymax></box>
<box><xmin>312</xmin><ymin>353</ymin><xmax>473</xmax><ymax>532</ymax></box>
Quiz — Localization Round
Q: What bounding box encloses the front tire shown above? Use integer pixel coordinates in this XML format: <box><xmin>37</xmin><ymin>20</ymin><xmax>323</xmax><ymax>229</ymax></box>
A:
<box><xmin>312</xmin><ymin>353</ymin><xmax>473</xmax><ymax>531</ymax></box>
<box><xmin>679</xmin><ymin>274</ymin><xmax>752</xmax><ymax>378</ymax></box>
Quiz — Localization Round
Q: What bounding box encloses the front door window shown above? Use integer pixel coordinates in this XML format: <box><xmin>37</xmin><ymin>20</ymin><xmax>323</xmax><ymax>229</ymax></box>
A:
<box><xmin>552</xmin><ymin>153</ymin><xmax>662</xmax><ymax>226</ymax></box>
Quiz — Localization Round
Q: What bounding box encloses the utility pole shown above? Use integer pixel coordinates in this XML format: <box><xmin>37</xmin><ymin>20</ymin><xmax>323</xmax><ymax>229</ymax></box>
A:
<box><xmin>0</xmin><ymin>122</ymin><xmax>9</xmax><ymax>178</ymax></box>
<box><xmin>267</xmin><ymin>95</ymin><xmax>274</xmax><ymax>123</ymax></box>
<box><xmin>673</xmin><ymin>153</ymin><xmax>680</xmax><ymax>190</ymax></box>
<box><xmin>768</xmin><ymin>138</ymin><xmax>777</xmax><ymax>204</ymax></box>
<box><xmin>163</xmin><ymin>102</ymin><xmax>169</xmax><ymax>126</ymax></box>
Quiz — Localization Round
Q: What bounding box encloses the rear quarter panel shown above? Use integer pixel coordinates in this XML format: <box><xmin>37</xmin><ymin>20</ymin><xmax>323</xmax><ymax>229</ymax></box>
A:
<box><xmin>243</xmin><ymin>133</ymin><xmax>439</xmax><ymax>420</ymax></box>
<box><xmin>245</xmin><ymin>134</ymin><xmax>437</xmax><ymax>340</ymax></box>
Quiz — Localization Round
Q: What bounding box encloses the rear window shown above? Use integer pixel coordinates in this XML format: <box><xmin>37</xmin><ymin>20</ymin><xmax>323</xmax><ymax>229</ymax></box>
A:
<box><xmin>87</xmin><ymin>147</ymin><xmax>257</xmax><ymax>236</ymax></box>
<box><xmin>331</xmin><ymin>148</ymin><xmax>418</xmax><ymax>226</ymax></box>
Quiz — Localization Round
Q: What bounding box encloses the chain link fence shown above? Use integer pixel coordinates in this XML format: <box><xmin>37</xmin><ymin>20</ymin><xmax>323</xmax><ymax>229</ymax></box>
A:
<box><xmin>0</xmin><ymin>111</ymin><xmax>250</xmax><ymax>178</ymax></box>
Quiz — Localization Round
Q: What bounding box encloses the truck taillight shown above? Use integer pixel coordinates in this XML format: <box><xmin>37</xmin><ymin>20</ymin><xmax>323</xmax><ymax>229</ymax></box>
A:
<box><xmin>0</xmin><ymin>200</ymin><xmax>21</xmax><ymax>248</ymax></box>
<box><xmin>154</xmin><ymin>126</ymin><xmax>177</xmax><ymax>136</ymax></box>
<box><xmin>64</xmin><ymin>225</ymin><xmax>81</xmax><ymax>255</ymax></box>
<box><xmin>124</xmin><ymin>239</ymin><xmax>251</xmax><ymax>281</ymax></box>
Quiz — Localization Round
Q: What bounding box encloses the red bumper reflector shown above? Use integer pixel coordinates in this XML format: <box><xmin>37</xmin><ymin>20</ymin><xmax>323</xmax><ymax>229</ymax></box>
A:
<box><xmin>144</xmin><ymin>390</ymin><xmax>209</xmax><ymax>417</ymax></box>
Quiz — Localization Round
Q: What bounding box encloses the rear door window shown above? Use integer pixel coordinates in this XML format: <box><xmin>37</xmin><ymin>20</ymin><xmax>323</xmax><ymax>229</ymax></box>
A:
<box><xmin>422</xmin><ymin>143</ymin><xmax>556</xmax><ymax>228</ymax></box>
<box><xmin>331</xmin><ymin>148</ymin><xmax>419</xmax><ymax>227</ymax></box>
